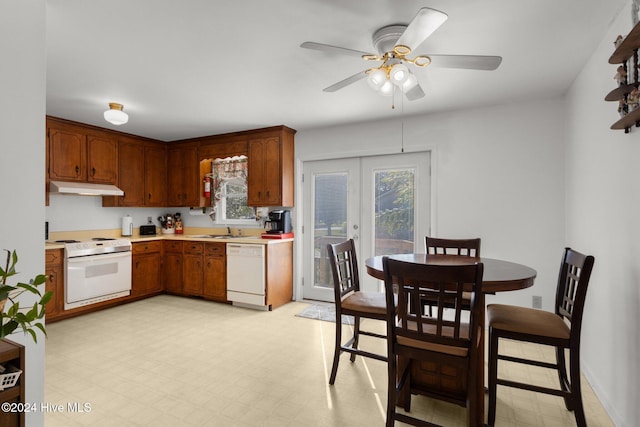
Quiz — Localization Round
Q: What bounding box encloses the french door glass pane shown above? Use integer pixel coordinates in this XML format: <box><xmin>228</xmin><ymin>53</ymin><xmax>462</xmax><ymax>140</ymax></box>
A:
<box><xmin>314</xmin><ymin>173</ymin><xmax>348</xmax><ymax>288</ymax></box>
<box><xmin>374</xmin><ymin>168</ymin><xmax>415</xmax><ymax>256</ymax></box>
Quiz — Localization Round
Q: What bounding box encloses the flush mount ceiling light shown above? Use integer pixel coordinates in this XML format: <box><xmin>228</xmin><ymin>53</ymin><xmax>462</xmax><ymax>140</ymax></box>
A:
<box><xmin>103</xmin><ymin>102</ymin><xmax>129</xmax><ymax>125</ymax></box>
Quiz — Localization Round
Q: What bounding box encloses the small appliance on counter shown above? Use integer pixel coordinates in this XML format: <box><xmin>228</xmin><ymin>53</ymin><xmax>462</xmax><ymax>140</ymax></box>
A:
<box><xmin>140</xmin><ymin>217</ymin><xmax>157</xmax><ymax>236</ymax></box>
<box><xmin>121</xmin><ymin>215</ymin><xmax>133</xmax><ymax>237</ymax></box>
<box><xmin>262</xmin><ymin>210</ymin><xmax>292</xmax><ymax>239</ymax></box>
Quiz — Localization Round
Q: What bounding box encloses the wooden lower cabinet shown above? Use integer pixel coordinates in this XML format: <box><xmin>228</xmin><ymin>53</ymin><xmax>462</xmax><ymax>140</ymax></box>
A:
<box><xmin>182</xmin><ymin>242</ymin><xmax>204</xmax><ymax>296</ymax></box>
<box><xmin>204</xmin><ymin>243</ymin><xmax>226</xmax><ymax>301</ymax></box>
<box><xmin>132</xmin><ymin>241</ymin><xmax>163</xmax><ymax>297</ymax></box>
<box><xmin>164</xmin><ymin>241</ymin><xmax>183</xmax><ymax>294</ymax></box>
<box><xmin>0</xmin><ymin>339</ymin><xmax>25</xmax><ymax>427</ymax></box>
<box><xmin>265</xmin><ymin>241</ymin><xmax>293</xmax><ymax>309</ymax></box>
<box><xmin>45</xmin><ymin>249</ymin><xmax>64</xmax><ymax>321</ymax></box>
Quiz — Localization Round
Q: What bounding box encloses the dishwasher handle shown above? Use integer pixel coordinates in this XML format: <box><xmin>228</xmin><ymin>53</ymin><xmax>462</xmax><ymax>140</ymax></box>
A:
<box><xmin>226</xmin><ymin>244</ymin><xmax>265</xmax><ymax>257</ymax></box>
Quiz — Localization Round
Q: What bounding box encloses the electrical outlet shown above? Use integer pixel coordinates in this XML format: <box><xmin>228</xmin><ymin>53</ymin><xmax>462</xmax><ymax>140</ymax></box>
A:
<box><xmin>532</xmin><ymin>295</ymin><xmax>542</xmax><ymax>309</ymax></box>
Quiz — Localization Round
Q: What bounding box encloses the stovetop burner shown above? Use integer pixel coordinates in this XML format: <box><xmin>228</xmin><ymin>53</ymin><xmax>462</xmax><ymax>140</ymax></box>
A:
<box><xmin>92</xmin><ymin>237</ymin><xmax>116</xmax><ymax>241</ymax></box>
<box><xmin>55</xmin><ymin>239</ymin><xmax>80</xmax><ymax>243</ymax></box>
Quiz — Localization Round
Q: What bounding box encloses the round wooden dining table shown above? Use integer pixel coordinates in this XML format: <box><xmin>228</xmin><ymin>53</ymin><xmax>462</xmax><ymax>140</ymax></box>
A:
<box><xmin>365</xmin><ymin>253</ymin><xmax>537</xmax><ymax>293</ymax></box>
<box><xmin>365</xmin><ymin>253</ymin><xmax>537</xmax><ymax>425</ymax></box>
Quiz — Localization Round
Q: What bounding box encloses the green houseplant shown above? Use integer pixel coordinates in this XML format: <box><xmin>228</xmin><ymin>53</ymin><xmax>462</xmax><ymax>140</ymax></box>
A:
<box><xmin>0</xmin><ymin>248</ymin><xmax>51</xmax><ymax>343</ymax></box>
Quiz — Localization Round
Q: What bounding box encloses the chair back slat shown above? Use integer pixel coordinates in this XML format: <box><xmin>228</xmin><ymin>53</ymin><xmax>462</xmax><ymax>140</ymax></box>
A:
<box><xmin>555</xmin><ymin>248</ymin><xmax>594</xmax><ymax>329</ymax></box>
<box><xmin>328</xmin><ymin>239</ymin><xmax>360</xmax><ymax>301</ymax></box>
<box><xmin>425</xmin><ymin>237</ymin><xmax>481</xmax><ymax>257</ymax></box>
<box><xmin>383</xmin><ymin>258</ymin><xmax>483</xmax><ymax>351</ymax></box>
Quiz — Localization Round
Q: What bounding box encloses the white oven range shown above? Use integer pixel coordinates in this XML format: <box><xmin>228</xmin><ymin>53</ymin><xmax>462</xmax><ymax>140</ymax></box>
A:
<box><xmin>62</xmin><ymin>238</ymin><xmax>132</xmax><ymax>310</ymax></box>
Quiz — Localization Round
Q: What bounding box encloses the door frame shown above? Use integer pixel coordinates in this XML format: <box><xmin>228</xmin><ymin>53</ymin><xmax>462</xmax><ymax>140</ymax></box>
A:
<box><xmin>294</xmin><ymin>147</ymin><xmax>437</xmax><ymax>302</ymax></box>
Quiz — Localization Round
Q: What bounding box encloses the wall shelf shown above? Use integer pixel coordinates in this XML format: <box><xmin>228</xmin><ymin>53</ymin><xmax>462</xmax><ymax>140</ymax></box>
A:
<box><xmin>607</xmin><ymin>21</ymin><xmax>640</xmax><ymax>132</ymax></box>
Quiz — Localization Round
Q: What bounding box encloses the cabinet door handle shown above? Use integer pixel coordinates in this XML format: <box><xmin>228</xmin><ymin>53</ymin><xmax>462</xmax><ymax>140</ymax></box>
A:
<box><xmin>148</xmin><ymin>193</ymin><xmax>152</xmax><ymax>201</ymax></box>
<box><xmin>49</xmin><ymin>273</ymin><xmax>54</xmax><ymax>282</ymax></box>
<box><xmin>91</xmin><ymin>167</ymin><xmax>96</xmax><ymax>176</ymax></box>
<box><xmin>75</xmin><ymin>165</ymin><xmax>80</xmax><ymax>175</ymax></box>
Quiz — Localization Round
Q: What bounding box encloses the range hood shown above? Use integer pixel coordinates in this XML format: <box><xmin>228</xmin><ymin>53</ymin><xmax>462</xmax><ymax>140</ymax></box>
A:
<box><xmin>49</xmin><ymin>180</ymin><xmax>124</xmax><ymax>196</ymax></box>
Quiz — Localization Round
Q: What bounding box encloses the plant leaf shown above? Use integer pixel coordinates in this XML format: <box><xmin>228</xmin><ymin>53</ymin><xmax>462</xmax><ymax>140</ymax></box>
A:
<box><xmin>26</xmin><ymin>329</ymin><xmax>37</xmax><ymax>343</ymax></box>
<box><xmin>40</xmin><ymin>291</ymin><xmax>53</xmax><ymax>305</ymax></box>
<box><xmin>31</xmin><ymin>274</ymin><xmax>47</xmax><ymax>287</ymax></box>
<box><xmin>33</xmin><ymin>322</ymin><xmax>47</xmax><ymax>337</ymax></box>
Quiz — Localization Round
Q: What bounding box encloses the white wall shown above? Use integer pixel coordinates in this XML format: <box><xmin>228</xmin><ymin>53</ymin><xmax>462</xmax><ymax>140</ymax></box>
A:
<box><xmin>565</xmin><ymin>2</ymin><xmax>640</xmax><ymax>425</ymax></box>
<box><xmin>295</xmin><ymin>97</ymin><xmax>566</xmax><ymax>311</ymax></box>
<box><xmin>0</xmin><ymin>1</ymin><xmax>46</xmax><ymax>425</ymax></box>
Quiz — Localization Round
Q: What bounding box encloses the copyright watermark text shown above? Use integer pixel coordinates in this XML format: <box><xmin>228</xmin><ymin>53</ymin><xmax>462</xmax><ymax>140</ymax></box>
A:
<box><xmin>1</xmin><ymin>401</ymin><xmax>92</xmax><ymax>413</ymax></box>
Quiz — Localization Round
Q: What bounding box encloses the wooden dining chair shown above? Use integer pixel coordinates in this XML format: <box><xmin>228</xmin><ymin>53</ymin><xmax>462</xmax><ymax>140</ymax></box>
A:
<box><xmin>487</xmin><ymin>247</ymin><xmax>595</xmax><ymax>427</ymax></box>
<box><xmin>327</xmin><ymin>239</ymin><xmax>388</xmax><ymax>385</ymax></box>
<box><xmin>422</xmin><ymin>237</ymin><xmax>481</xmax><ymax>315</ymax></box>
<box><xmin>425</xmin><ymin>237</ymin><xmax>481</xmax><ymax>257</ymax></box>
<box><xmin>383</xmin><ymin>256</ymin><xmax>485</xmax><ymax>427</ymax></box>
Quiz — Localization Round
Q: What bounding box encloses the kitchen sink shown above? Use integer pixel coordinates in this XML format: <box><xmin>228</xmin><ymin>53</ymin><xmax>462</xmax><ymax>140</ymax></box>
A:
<box><xmin>186</xmin><ymin>234</ymin><xmax>243</xmax><ymax>239</ymax></box>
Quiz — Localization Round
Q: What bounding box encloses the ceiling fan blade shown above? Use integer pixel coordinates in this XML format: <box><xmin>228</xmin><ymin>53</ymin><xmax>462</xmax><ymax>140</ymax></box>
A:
<box><xmin>427</xmin><ymin>54</ymin><xmax>503</xmax><ymax>70</ymax></box>
<box><xmin>404</xmin><ymin>83</ymin><xmax>425</xmax><ymax>101</ymax></box>
<box><xmin>300</xmin><ymin>41</ymin><xmax>374</xmax><ymax>58</ymax></box>
<box><xmin>323</xmin><ymin>70</ymin><xmax>369</xmax><ymax>92</ymax></box>
<box><xmin>395</xmin><ymin>8</ymin><xmax>448</xmax><ymax>52</ymax></box>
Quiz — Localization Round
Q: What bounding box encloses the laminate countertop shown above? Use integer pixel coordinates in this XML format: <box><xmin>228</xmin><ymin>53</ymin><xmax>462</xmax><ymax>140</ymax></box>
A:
<box><xmin>45</xmin><ymin>233</ymin><xmax>293</xmax><ymax>250</ymax></box>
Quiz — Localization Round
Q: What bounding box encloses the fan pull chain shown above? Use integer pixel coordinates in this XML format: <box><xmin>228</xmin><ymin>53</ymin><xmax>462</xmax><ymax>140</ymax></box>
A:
<box><xmin>401</xmin><ymin>94</ymin><xmax>405</xmax><ymax>152</ymax></box>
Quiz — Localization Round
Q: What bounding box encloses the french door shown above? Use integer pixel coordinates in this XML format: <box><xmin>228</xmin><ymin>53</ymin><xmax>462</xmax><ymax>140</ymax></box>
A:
<box><xmin>302</xmin><ymin>152</ymin><xmax>430</xmax><ymax>301</ymax></box>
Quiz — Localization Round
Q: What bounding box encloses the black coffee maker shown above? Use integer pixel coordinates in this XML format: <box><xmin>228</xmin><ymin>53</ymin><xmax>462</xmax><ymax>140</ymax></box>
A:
<box><xmin>265</xmin><ymin>210</ymin><xmax>292</xmax><ymax>234</ymax></box>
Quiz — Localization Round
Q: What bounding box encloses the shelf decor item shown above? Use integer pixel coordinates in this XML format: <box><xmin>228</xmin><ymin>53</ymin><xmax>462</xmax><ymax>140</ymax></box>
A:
<box><xmin>0</xmin><ymin>248</ymin><xmax>51</xmax><ymax>343</ymax></box>
<box><xmin>0</xmin><ymin>364</ymin><xmax>21</xmax><ymax>391</ymax></box>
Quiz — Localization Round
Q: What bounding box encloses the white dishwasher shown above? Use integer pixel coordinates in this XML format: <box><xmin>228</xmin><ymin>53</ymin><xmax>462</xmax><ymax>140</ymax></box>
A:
<box><xmin>226</xmin><ymin>243</ymin><xmax>267</xmax><ymax>309</ymax></box>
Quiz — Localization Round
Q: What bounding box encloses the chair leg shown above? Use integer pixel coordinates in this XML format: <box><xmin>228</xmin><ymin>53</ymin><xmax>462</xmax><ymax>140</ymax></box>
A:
<box><xmin>569</xmin><ymin>348</ymin><xmax>587</xmax><ymax>427</ymax></box>
<box><xmin>328</xmin><ymin>310</ymin><xmax>343</xmax><ymax>385</ymax></box>
<box><xmin>386</xmin><ymin>349</ymin><xmax>397</xmax><ymax>427</ymax></box>
<box><xmin>350</xmin><ymin>316</ymin><xmax>361</xmax><ymax>362</ymax></box>
<box><xmin>487</xmin><ymin>328</ymin><xmax>499</xmax><ymax>426</ymax></box>
<box><xmin>556</xmin><ymin>346</ymin><xmax>571</xmax><ymax>409</ymax></box>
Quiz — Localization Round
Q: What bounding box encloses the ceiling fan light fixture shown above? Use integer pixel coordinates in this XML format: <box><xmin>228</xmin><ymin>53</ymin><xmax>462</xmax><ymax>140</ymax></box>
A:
<box><xmin>379</xmin><ymin>79</ymin><xmax>394</xmax><ymax>96</ymax></box>
<box><xmin>390</xmin><ymin>63</ymin><xmax>409</xmax><ymax>85</ymax></box>
<box><xmin>401</xmin><ymin>73</ymin><xmax>418</xmax><ymax>93</ymax></box>
<box><xmin>367</xmin><ymin>68</ymin><xmax>387</xmax><ymax>90</ymax></box>
<box><xmin>104</xmin><ymin>102</ymin><xmax>128</xmax><ymax>125</ymax></box>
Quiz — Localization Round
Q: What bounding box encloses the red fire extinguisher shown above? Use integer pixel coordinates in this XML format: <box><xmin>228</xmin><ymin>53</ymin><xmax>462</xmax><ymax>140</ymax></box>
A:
<box><xmin>203</xmin><ymin>176</ymin><xmax>211</xmax><ymax>197</ymax></box>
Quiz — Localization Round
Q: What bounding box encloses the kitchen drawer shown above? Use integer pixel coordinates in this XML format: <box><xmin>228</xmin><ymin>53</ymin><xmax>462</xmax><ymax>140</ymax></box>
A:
<box><xmin>205</xmin><ymin>242</ymin><xmax>226</xmax><ymax>257</ymax></box>
<box><xmin>183</xmin><ymin>242</ymin><xmax>204</xmax><ymax>255</ymax></box>
<box><xmin>45</xmin><ymin>248</ymin><xmax>64</xmax><ymax>266</ymax></box>
<box><xmin>132</xmin><ymin>241</ymin><xmax>162</xmax><ymax>254</ymax></box>
<box><xmin>165</xmin><ymin>240</ymin><xmax>183</xmax><ymax>253</ymax></box>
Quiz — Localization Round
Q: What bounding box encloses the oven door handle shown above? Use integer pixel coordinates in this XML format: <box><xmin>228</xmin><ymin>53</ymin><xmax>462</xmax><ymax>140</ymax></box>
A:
<box><xmin>67</xmin><ymin>251</ymin><xmax>132</xmax><ymax>263</ymax></box>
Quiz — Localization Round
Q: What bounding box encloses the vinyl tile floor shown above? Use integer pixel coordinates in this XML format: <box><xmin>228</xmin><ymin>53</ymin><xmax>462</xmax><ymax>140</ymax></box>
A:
<box><xmin>44</xmin><ymin>295</ymin><xmax>614</xmax><ymax>426</ymax></box>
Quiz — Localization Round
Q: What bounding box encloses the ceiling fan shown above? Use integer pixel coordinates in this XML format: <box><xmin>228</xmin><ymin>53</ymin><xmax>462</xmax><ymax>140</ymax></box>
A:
<box><xmin>301</xmin><ymin>7</ymin><xmax>502</xmax><ymax>101</ymax></box>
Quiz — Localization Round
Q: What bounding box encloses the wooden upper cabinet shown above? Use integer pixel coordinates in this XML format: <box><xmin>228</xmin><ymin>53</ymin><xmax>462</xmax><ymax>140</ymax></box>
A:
<box><xmin>47</xmin><ymin>118</ymin><xmax>118</xmax><ymax>185</ymax></box>
<box><xmin>247</xmin><ymin>127</ymin><xmax>295</xmax><ymax>207</ymax></box>
<box><xmin>86</xmin><ymin>131</ymin><xmax>118</xmax><ymax>184</ymax></box>
<box><xmin>47</xmin><ymin>121</ymin><xmax>87</xmax><ymax>182</ymax></box>
<box><xmin>145</xmin><ymin>142</ymin><xmax>167</xmax><ymax>207</ymax></box>
<box><xmin>114</xmin><ymin>138</ymin><xmax>146</xmax><ymax>206</ymax></box>
<box><xmin>167</xmin><ymin>143</ymin><xmax>199</xmax><ymax>207</ymax></box>
<box><xmin>103</xmin><ymin>137</ymin><xmax>166</xmax><ymax>207</ymax></box>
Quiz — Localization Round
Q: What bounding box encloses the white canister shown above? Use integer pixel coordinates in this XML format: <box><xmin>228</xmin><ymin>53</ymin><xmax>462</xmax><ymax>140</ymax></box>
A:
<box><xmin>122</xmin><ymin>215</ymin><xmax>133</xmax><ymax>236</ymax></box>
